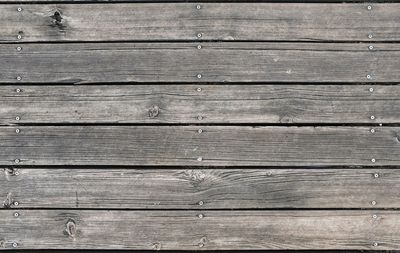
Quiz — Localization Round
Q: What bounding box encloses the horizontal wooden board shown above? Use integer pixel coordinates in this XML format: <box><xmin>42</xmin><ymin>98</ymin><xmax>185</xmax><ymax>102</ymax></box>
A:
<box><xmin>1</xmin><ymin>126</ymin><xmax>400</xmax><ymax>166</ymax></box>
<box><xmin>1</xmin><ymin>85</ymin><xmax>399</xmax><ymax>124</ymax></box>
<box><xmin>0</xmin><ymin>168</ymin><xmax>398</xmax><ymax>209</ymax></box>
<box><xmin>1</xmin><ymin>210</ymin><xmax>399</xmax><ymax>250</ymax></box>
<box><xmin>1</xmin><ymin>43</ymin><xmax>399</xmax><ymax>83</ymax></box>
<box><xmin>1</xmin><ymin>3</ymin><xmax>398</xmax><ymax>42</ymax></box>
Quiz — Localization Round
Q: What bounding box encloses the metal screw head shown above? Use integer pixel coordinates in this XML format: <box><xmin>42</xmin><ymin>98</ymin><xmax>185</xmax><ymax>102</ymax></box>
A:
<box><xmin>198</xmin><ymin>129</ymin><xmax>203</xmax><ymax>134</ymax></box>
<box><xmin>198</xmin><ymin>200</ymin><xmax>204</xmax><ymax>206</ymax></box>
<box><xmin>15</xmin><ymin>116</ymin><xmax>20</xmax><ymax>121</ymax></box>
<box><xmin>369</xmin><ymin>87</ymin><xmax>374</xmax><ymax>92</ymax></box>
<box><xmin>366</xmin><ymin>74</ymin><xmax>371</xmax><ymax>79</ymax></box>
<box><xmin>371</xmin><ymin>158</ymin><xmax>376</xmax><ymax>163</ymax></box>
<box><xmin>16</xmin><ymin>76</ymin><xmax>22</xmax><ymax>81</ymax></box>
<box><xmin>15</xmin><ymin>129</ymin><xmax>20</xmax><ymax>134</ymax></box>
<box><xmin>367</xmin><ymin>5</ymin><xmax>372</xmax><ymax>10</ymax></box>
<box><xmin>372</xmin><ymin>214</ymin><xmax>378</xmax><ymax>219</ymax></box>
<box><xmin>198</xmin><ymin>213</ymin><xmax>204</xmax><ymax>218</ymax></box>
<box><xmin>196</xmin><ymin>4</ymin><xmax>201</xmax><ymax>9</ymax></box>
<box><xmin>368</xmin><ymin>45</ymin><xmax>374</xmax><ymax>50</ymax></box>
<box><xmin>370</xmin><ymin>129</ymin><xmax>375</xmax><ymax>133</ymax></box>
<box><xmin>197</xmin><ymin>87</ymin><xmax>202</xmax><ymax>92</ymax></box>
<box><xmin>371</xmin><ymin>200</ymin><xmax>377</xmax><ymax>206</ymax></box>
<box><xmin>197</xmin><ymin>157</ymin><xmax>203</xmax><ymax>162</ymax></box>
<box><xmin>199</xmin><ymin>243</ymin><xmax>204</xmax><ymax>248</ymax></box>
<box><xmin>197</xmin><ymin>74</ymin><xmax>202</xmax><ymax>79</ymax></box>
<box><xmin>16</xmin><ymin>88</ymin><xmax>21</xmax><ymax>93</ymax></box>
<box><xmin>368</xmin><ymin>34</ymin><xmax>373</xmax><ymax>39</ymax></box>
<box><xmin>197</xmin><ymin>45</ymin><xmax>202</xmax><ymax>50</ymax></box>
<box><xmin>14</xmin><ymin>158</ymin><xmax>20</xmax><ymax>164</ymax></box>
<box><xmin>12</xmin><ymin>242</ymin><xmax>18</xmax><ymax>248</ymax></box>
<box><xmin>197</xmin><ymin>115</ymin><xmax>203</xmax><ymax>120</ymax></box>
<box><xmin>373</xmin><ymin>242</ymin><xmax>378</xmax><ymax>247</ymax></box>
<box><xmin>17</xmin><ymin>7</ymin><xmax>22</xmax><ymax>12</ymax></box>
<box><xmin>14</xmin><ymin>201</ymin><xmax>19</xmax><ymax>206</ymax></box>
<box><xmin>14</xmin><ymin>171</ymin><xmax>20</xmax><ymax>176</ymax></box>
<box><xmin>374</xmin><ymin>173</ymin><xmax>379</xmax><ymax>178</ymax></box>
<box><xmin>197</xmin><ymin>33</ymin><xmax>202</xmax><ymax>38</ymax></box>
<box><xmin>14</xmin><ymin>212</ymin><xmax>19</xmax><ymax>217</ymax></box>
<box><xmin>16</xmin><ymin>46</ymin><xmax>22</xmax><ymax>51</ymax></box>
<box><xmin>17</xmin><ymin>34</ymin><xmax>22</xmax><ymax>40</ymax></box>
<box><xmin>370</xmin><ymin>115</ymin><xmax>375</xmax><ymax>120</ymax></box>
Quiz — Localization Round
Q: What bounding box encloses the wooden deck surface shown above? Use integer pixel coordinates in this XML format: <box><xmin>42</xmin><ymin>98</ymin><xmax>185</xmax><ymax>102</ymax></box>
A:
<box><xmin>1</xmin><ymin>0</ymin><xmax>399</xmax><ymax>251</ymax></box>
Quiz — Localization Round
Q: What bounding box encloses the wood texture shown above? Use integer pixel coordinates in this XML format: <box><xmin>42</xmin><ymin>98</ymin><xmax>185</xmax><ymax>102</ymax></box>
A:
<box><xmin>1</xmin><ymin>43</ymin><xmax>399</xmax><ymax>83</ymax></box>
<box><xmin>1</xmin><ymin>3</ymin><xmax>398</xmax><ymax>42</ymax></box>
<box><xmin>0</xmin><ymin>168</ymin><xmax>397</xmax><ymax>209</ymax></box>
<box><xmin>1</xmin><ymin>126</ymin><xmax>400</xmax><ymax>166</ymax></box>
<box><xmin>1</xmin><ymin>85</ymin><xmax>399</xmax><ymax>124</ymax></box>
<box><xmin>1</xmin><ymin>210</ymin><xmax>399</xmax><ymax>250</ymax></box>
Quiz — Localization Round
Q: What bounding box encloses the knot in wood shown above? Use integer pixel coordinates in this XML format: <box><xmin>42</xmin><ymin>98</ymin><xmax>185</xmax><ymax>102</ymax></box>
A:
<box><xmin>52</xmin><ymin>11</ymin><xmax>63</xmax><ymax>23</ymax></box>
<box><xmin>2</xmin><ymin>193</ymin><xmax>13</xmax><ymax>209</ymax></box>
<box><xmin>148</xmin><ymin>106</ymin><xmax>160</xmax><ymax>118</ymax></box>
<box><xmin>152</xmin><ymin>242</ymin><xmax>161</xmax><ymax>250</ymax></box>
<box><xmin>65</xmin><ymin>219</ymin><xmax>77</xmax><ymax>239</ymax></box>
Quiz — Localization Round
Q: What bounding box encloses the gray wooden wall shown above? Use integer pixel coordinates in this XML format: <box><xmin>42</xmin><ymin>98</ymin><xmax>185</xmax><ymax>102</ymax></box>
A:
<box><xmin>1</xmin><ymin>0</ymin><xmax>400</xmax><ymax>251</ymax></box>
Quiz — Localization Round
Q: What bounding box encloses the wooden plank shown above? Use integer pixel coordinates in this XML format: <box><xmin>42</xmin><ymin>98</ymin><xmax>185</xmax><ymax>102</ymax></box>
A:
<box><xmin>1</xmin><ymin>126</ymin><xmax>399</xmax><ymax>166</ymax></box>
<box><xmin>1</xmin><ymin>3</ymin><xmax>398</xmax><ymax>42</ymax></box>
<box><xmin>1</xmin><ymin>85</ymin><xmax>399</xmax><ymax>124</ymax></box>
<box><xmin>0</xmin><ymin>168</ymin><xmax>398</xmax><ymax>209</ymax></box>
<box><xmin>0</xmin><ymin>210</ymin><xmax>399</xmax><ymax>250</ymax></box>
<box><xmin>1</xmin><ymin>43</ymin><xmax>399</xmax><ymax>83</ymax></box>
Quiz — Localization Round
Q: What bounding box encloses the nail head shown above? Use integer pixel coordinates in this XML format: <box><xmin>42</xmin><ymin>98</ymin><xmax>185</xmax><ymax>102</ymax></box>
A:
<box><xmin>198</xmin><ymin>213</ymin><xmax>204</xmax><ymax>218</ymax></box>
<box><xmin>198</xmin><ymin>129</ymin><xmax>203</xmax><ymax>133</ymax></box>
<box><xmin>369</xmin><ymin>87</ymin><xmax>374</xmax><ymax>92</ymax></box>
<box><xmin>367</xmin><ymin>5</ymin><xmax>372</xmax><ymax>10</ymax></box>
<box><xmin>14</xmin><ymin>212</ymin><xmax>19</xmax><ymax>217</ymax></box>
<box><xmin>14</xmin><ymin>201</ymin><xmax>19</xmax><ymax>206</ymax></box>
<box><xmin>197</xmin><ymin>157</ymin><xmax>203</xmax><ymax>162</ymax></box>
<box><xmin>16</xmin><ymin>76</ymin><xmax>22</xmax><ymax>81</ymax></box>
<box><xmin>369</xmin><ymin>45</ymin><xmax>374</xmax><ymax>50</ymax></box>
<box><xmin>198</xmin><ymin>201</ymin><xmax>204</xmax><ymax>206</ymax></box>
<box><xmin>15</xmin><ymin>116</ymin><xmax>20</xmax><ymax>121</ymax></box>
<box><xmin>371</xmin><ymin>200</ymin><xmax>377</xmax><ymax>206</ymax></box>
<box><xmin>16</xmin><ymin>46</ymin><xmax>22</xmax><ymax>51</ymax></box>
<box><xmin>374</xmin><ymin>173</ymin><xmax>379</xmax><ymax>178</ymax></box>
<box><xmin>197</xmin><ymin>33</ymin><xmax>202</xmax><ymax>38</ymax></box>
<box><xmin>14</xmin><ymin>158</ymin><xmax>20</xmax><ymax>164</ymax></box>
<box><xmin>197</xmin><ymin>74</ymin><xmax>202</xmax><ymax>79</ymax></box>
<box><xmin>197</xmin><ymin>45</ymin><xmax>202</xmax><ymax>49</ymax></box>
<box><xmin>371</xmin><ymin>158</ymin><xmax>376</xmax><ymax>163</ymax></box>
<box><xmin>370</xmin><ymin>115</ymin><xmax>375</xmax><ymax>120</ymax></box>
<box><xmin>372</xmin><ymin>214</ymin><xmax>378</xmax><ymax>219</ymax></box>
<box><xmin>370</xmin><ymin>129</ymin><xmax>375</xmax><ymax>133</ymax></box>
<box><xmin>196</xmin><ymin>4</ymin><xmax>201</xmax><ymax>9</ymax></box>
<box><xmin>17</xmin><ymin>7</ymin><xmax>22</xmax><ymax>12</ymax></box>
<box><xmin>12</xmin><ymin>242</ymin><xmax>18</xmax><ymax>248</ymax></box>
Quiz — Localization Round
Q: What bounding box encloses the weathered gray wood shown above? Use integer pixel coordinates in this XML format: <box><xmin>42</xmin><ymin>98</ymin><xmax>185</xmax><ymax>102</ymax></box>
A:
<box><xmin>0</xmin><ymin>168</ymin><xmax>397</xmax><ymax>209</ymax></box>
<box><xmin>1</xmin><ymin>126</ymin><xmax>400</xmax><ymax>166</ymax></box>
<box><xmin>1</xmin><ymin>3</ymin><xmax>398</xmax><ymax>42</ymax></box>
<box><xmin>1</xmin><ymin>85</ymin><xmax>399</xmax><ymax>124</ymax></box>
<box><xmin>1</xmin><ymin>43</ymin><xmax>399</xmax><ymax>83</ymax></box>
<box><xmin>1</xmin><ymin>210</ymin><xmax>399</xmax><ymax>250</ymax></box>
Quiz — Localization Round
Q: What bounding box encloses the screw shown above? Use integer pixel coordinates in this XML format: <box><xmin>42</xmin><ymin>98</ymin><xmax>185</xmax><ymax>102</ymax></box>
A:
<box><xmin>196</xmin><ymin>4</ymin><xmax>201</xmax><ymax>9</ymax></box>
<box><xmin>16</xmin><ymin>88</ymin><xmax>21</xmax><ymax>93</ymax></box>
<box><xmin>370</xmin><ymin>115</ymin><xmax>375</xmax><ymax>120</ymax></box>
<box><xmin>12</xmin><ymin>242</ymin><xmax>18</xmax><ymax>248</ymax></box>
<box><xmin>197</xmin><ymin>157</ymin><xmax>203</xmax><ymax>162</ymax></box>
<box><xmin>197</xmin><ymin>74</ymin><xmax>202</xmax><ymax>79</ymax></box>
<box><xmin>16</xmin><ymin>46</ymin><xmax>22</xmax><ymax>51</ymax></box>
<box><xmin>199</xmin><ymin>243</ymin><xmax>204</xmax><ymax>248</ymax></box>
<box><xmin>366</xmin><ymin>74</ymin><xmax>371</xmax><ymax>79</ymax></box>
<box><xmin>16</xmin><ymin>76</ymin><xmax>22</xmax><ymax>81</ymax></box>
<box><xmin>371</xmin><ymin>200</ymin><xmax>377</xmax><ymax>206</ymax></box>
<box><xmin>17</xmin><ymin>34</ymin><xmax>22</xmax><ymax>40</ymax></box>
<box><xmin>17</xmin><ymin>7</ymin><xmax>22</xmax><ymax>12</ymax></box>
<box><xmin>369</xmin><ymin>87</ymin><xmax>374</xmax><ymax>92</ymax></box>
<box><xmin>15</xmin><ymin>129</ymin><xmax>20</xmax><ymax>134</ymax></box>
<box><xmin>14</xmin><ymin>159</ymin><xmax>20</xmax><ymax>164</ymax></box>
<box><xmin>14</xmin><ymin>201</ymin><xmax>19</xmax><ymax>206</ymax></box>
<box><xmin>198</xmin><ymin>129</ymin><xmax>203</xmax><ymax>134</ymax></box>
<box><xmin>197</xmin><ymin>33</ymin><xmax>202</xmax><ymax>38</ymax></box>
<box><xmin>371</xmin><ymin>158</ymin><xmax>376</xmax><ymax>163</ymax></box>
<box><xmin>370</xmin><ymin>129</ymin><xmax>375</xmax><ymax>133</ymax></box>
<box><xmin>374</xmin><ymin>173</ymin><xmax>379</xmax><ymax>178</ymax></box>
<box><xmin>197</xmin><ymin>115</ymin><xmax>203</xmax><ymax>120</ymax></box>
<box><xmin>373</xmin><ymin>242</ymin><xmax>378</xmax><ymax>247</ymax></box>
<box><xmin>198</xmin><ymin>201</ymin><xmax>204</xmax><ymax>206</ymax></box>
<box><xmin>372</xmin><ymin>214</ymin><xmax>378</xmax><ymax>219</ymax></box>
<box><xmin>367</xmin><ymin>5</ymin><xmax>372</xmax><ymax>10</ymax></box>
<box><xmin>14</xmin><ymin>212</ymin><xmax>19</xmax><ymax>217</ymax></box>
<box><xmin>197</xmin><ymin>45</ymin><xmax>202</xmax><ymax>50</ymax></box>
<box><xmin>198</xmin><ymin>213</ymin><xmax>204</xmax><ymax>218</ymax></box>
<box><xmin>14</xmin><ymin>171</ymin><xmax>20</xmax><ymax>176</ymax></box>
<box><xmin>197</xmin><ymin>87</ymin><xmax>202</xmax><ymax>92</ymax></box>
<box><xmin>15</xmin><ymin>116</ymin><xmax>20</xmax><ymax>121</ymax></box>
<box><xmin>369</xmin><ymin>45</ymin><xmax>374</xmax><ymax>50</ymax></box>
<box><xmin>368</xmin><ymin>34</ymin><xmax>373</xmax><ymax>39</ymax></box>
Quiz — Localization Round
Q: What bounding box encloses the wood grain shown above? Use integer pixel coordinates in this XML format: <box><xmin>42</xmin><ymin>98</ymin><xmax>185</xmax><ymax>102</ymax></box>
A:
<box><xmin>1</xmin><ymin>126</ymin><xmax>400</xmax><ymax>166</ymax></box>
<box><xmin>1</xmin><ymin>85</ymin><xmax>399</xmax><ymax>124</ymax></box>
<box><xmin>1</xmin><ymin>43</ymin><xmax>399</xmax><ymax>83</ymax></box>
<box><xmin>1</xmin><ymin>210</ymin><xmax>399</xmax><ymax>250</ymax></box>
<box><xmin>0</xmin><ymin>168</ymin><xmax>397</xmax><ymax>209</ymax></box>
<box><xmin>1</xmin><ymin>3</ymin><xmax>398</xmax><ymax>42</ymax></box>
